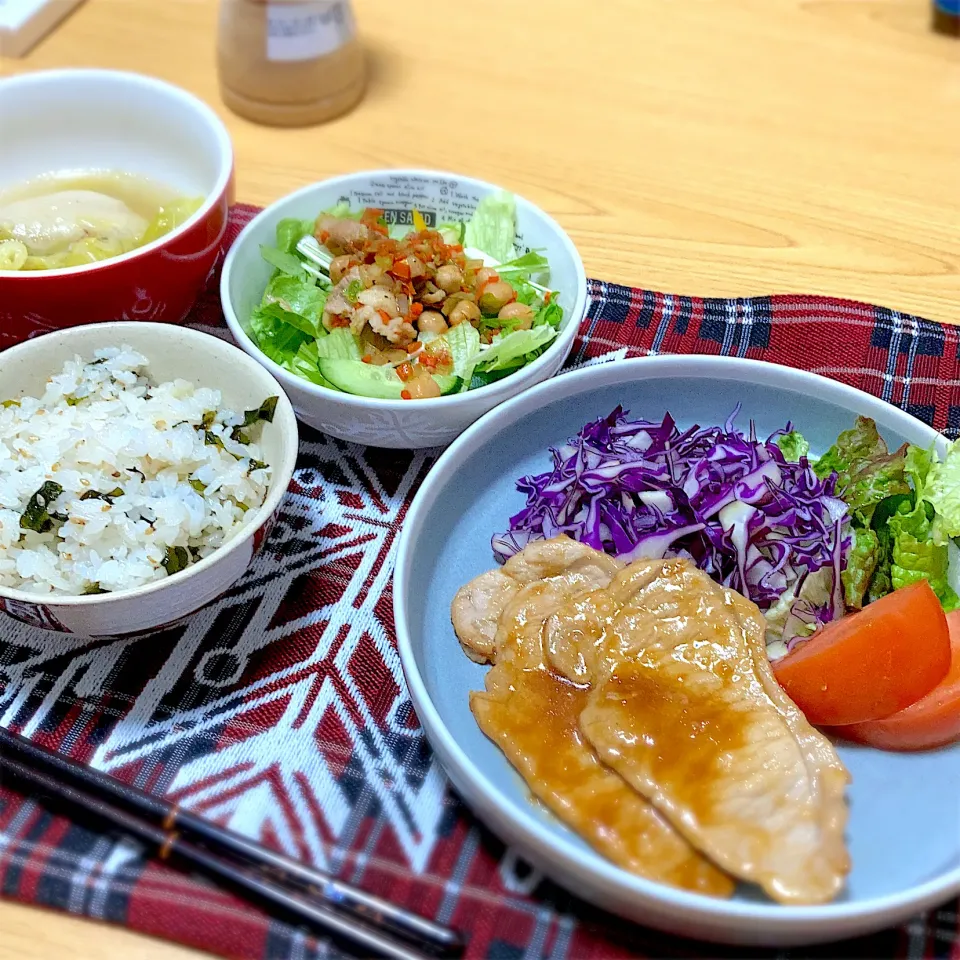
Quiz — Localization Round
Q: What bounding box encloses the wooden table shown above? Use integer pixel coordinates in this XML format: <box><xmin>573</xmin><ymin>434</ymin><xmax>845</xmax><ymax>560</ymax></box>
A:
<box><xmin>0</xmin><ymin>0</ymin><xmax>958</xmax><ymax>956</ymax></box>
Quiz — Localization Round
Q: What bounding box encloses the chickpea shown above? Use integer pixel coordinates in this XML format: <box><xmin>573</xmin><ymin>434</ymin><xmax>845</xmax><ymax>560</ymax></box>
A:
<box><xmin>479</xmin><ymin>280</ymin><xmax>516</xmax><ymax>315</ymax></box>
<box><xmin>435</xmin><ymin>263</ymin><xmax>463</xmax><ymax>294</ymax></box>
<box><xmin>417</xmin><ymin>310</ymin><xmax>448</xmax><ymax>335</ymax></box>
<box><xmin>498</xmin><ymin>301</ymin><xmax>535</xmax><ymax>329</ymax></box>
<box><xmin>405</xmin><ymin>373</ymin><xmax>442</xmax><ymax>400</ymax></box>
<box><xmin>448</xmin><ymin>300</ymin><xmax>482</xmax><ymax>327</ymax></box>
<box><xmin>329</xmin><ymin>255</ymin><xmax>353</xmax><ymax>284</ymax></box>
<box><xmin>440</xmin><ymin>293</ymin><xmax>471</xmax><ymax>316</ymax></box>
<box><xmin>475</xmin><ymin>267</ymin><xmax>497</xmax><ymax>288</ymax></box>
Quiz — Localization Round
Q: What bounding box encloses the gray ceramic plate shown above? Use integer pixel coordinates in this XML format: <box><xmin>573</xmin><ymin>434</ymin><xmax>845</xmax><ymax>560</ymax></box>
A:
<box><xmin>394</xmin><ymin>356</ymin><xmax>960</xmax><ymax>947</ymax></box>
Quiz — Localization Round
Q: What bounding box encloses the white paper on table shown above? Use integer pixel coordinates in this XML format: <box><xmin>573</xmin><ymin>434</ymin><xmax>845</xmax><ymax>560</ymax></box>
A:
<box><xmin>0</xmin><ymin>0</ymin><xmax>87</xmax><ymax>57</ymax></box>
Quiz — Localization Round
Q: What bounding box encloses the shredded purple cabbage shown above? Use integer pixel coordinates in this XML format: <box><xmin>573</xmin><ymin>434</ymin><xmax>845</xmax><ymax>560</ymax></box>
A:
<box><xmin>492</xmin><ymin>406</ymin><xmax>850</xmax><ymax>630</ymax></box>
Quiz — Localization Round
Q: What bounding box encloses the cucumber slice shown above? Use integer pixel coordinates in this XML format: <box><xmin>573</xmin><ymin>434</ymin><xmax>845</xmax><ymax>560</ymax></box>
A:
<box><xmin>434</xmin><ymin>374</ymin><xmax>460</xmax><ymax>395</ymax></box>
<box><xmin>318</xmin><ymin>359</ymin><xmax>460</xmax><ymax>399</ymax></box>
<box><xmin>318</xmin><ymin>360</ymin><xmax>404</xmax><ymax>398</ymax></box>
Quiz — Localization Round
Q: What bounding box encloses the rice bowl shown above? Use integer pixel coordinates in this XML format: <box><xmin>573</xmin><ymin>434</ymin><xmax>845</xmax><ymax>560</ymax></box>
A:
<box><xmin>0</xmin><ymin>346</ymin><xmax>274</xmax><ymax>596</ymax></box>
<box><xmin>0</xmin><ymin>322</ymin><xmax>298</xmax><ymax>637</ymax></box>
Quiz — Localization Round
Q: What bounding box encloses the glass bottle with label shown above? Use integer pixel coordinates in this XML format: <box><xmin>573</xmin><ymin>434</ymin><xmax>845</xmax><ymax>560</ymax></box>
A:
<box><xmin>217</xmin><ymin>0</ymin><xmax>365</xmax><ymax>126</ymax></box>
<box><xmin>933</xmin><ymin>0</ymin><xmax>959</xmax><ymax>35</ymax></box>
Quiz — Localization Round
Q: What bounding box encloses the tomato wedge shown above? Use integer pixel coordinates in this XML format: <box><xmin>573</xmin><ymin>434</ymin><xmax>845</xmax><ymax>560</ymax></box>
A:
<box><xmin>830</xmin><ymin>609</ymin><xmax>960</xmax><ymax>750</ymax></box>
<box><xmin>771</xmin><ymin>580</ymin><xmax>950</xmax><ymax>726</ymax></box>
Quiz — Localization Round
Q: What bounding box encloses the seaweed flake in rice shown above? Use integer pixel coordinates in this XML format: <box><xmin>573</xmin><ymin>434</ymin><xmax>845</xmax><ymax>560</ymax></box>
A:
<box><xmin>0</xmin><ymin>346</ymin><xmax>275</xmax><ymax>596</ymax></box>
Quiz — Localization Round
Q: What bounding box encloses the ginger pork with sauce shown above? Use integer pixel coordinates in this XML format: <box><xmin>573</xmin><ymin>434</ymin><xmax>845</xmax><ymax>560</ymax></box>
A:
<box><xmin>453</xmin><ymin>538</ymin><xmax>732</xmax><ymax>896</ymax></box>
<box><xmin>451</xmin><ymin>535</ymin><xmax>852</xmax><ymax>904</ymax></box>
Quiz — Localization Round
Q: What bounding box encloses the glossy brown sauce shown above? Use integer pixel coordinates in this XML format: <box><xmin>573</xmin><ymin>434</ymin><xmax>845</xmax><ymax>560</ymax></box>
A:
<box><xmin>586</xmin><ymin>664</ymin><xmax>749</xmax><ymax>829</ymax></box>
<box><xmin>470</xmin><ymin>593</ymin><xmax>733</xmax><ymax>895</ymax></box>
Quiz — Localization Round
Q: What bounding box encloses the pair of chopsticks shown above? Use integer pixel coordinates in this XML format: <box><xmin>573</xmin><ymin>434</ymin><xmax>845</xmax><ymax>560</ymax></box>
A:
<box><xmin>0</xmin><ymin>727</ymin><xmax>463</xmax><ymax>960</ymax></box>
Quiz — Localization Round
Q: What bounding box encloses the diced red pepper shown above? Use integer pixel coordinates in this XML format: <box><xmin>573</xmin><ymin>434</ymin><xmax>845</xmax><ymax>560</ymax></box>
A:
<box><xmin>377</xmin><ymin>310</ymin><xmax>393</xmax><ymax>325</ymax></box>
<box><xmin>478</xmin><ymin>273</ymin><xmax>501</xmax><ymax>298</ymax></box>
<box><xmin>400</xmin><ymin>390</ymin><xmax>412</xmax><ymax>400</ymax></box>
<box><xmin>391</xmin><ymin>260</ymin><xmax>412</xmax><ymax>280</ymax></box>
<box><xmin>396</xmin><ymin>362</ymin><xmax>414</xmax><ymax>382</ymax></box>
<box><xmin>361</xmin><ymin>355</ymin><xmax>373</xmax><ymax>364</ymax></box>
<box><xmin>361</xmin><ymin>207</ymin><xmax>389</xmax><ymax>236</ymax></box>
<box><xmin>409</xmin><ymin>302</ymin><xmax>424</xmax><ymax>318</ymax></box>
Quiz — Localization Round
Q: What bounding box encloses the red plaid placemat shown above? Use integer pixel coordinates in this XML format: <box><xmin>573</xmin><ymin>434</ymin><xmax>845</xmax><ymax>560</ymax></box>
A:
<box><xmin>1</xmin><ymin>205</ymin><xmax>958</xmax><ymax>960</ymax></box>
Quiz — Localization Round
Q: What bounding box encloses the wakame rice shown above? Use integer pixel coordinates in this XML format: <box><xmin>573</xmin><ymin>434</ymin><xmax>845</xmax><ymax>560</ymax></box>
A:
<box><xmin>0</xmin><ymin>346</ymin><xmax>274</xmax><ymax>596</ymax></box>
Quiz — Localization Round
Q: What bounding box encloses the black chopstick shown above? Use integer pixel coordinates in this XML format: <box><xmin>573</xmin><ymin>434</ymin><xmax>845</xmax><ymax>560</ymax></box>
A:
<box><xmin>0</xmin><ymin>728</ymin><xmax>463</xmax><ymax>958</ymax></box>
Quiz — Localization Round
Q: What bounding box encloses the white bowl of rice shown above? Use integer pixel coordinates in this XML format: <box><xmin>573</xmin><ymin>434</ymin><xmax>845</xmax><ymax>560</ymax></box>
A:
<box><xmin>0</xmin><ymin>322</ymin><xmax>298</xmax><ymax>636</ymax></box>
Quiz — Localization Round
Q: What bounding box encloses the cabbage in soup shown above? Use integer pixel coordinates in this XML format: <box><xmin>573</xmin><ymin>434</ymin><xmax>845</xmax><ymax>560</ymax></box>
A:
<box><xmin>0</xmin><ymin>170</ymin><xmax>203</xmax><ymax>272</ymax></box>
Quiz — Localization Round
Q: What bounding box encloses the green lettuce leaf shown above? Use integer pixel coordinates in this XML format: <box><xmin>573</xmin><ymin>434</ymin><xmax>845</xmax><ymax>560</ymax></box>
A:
<box><xmin>511</xmin><ymin>278</ymin><xmax>542</xmax><ymax>308</ymax></box>
<box><xmin>844</xmin><ymin>448</ymin><xmax>910</xmax><ymax>521</ymax></box>
<box><xmin>314</xmin><ymin>328</ymin><xmax>362</xmax><ymax>361</ymax></box>
<box><xmin>468</xmin><ymin>368</ymin><xmax>520</xmax><ymax>389</ymax></box>
<box><xmin>865</xmin><ymin>492</ymin><xmax>911</xmax><ymax>605</ymax></box>
<box><xmin>276</xmin><ymin>218</ymin><xmax>315</xmax><ymax>254</ymax></box>
<box><xmin>815</xmin><ymin>416</ymin><xmax>887</xmax><ymax>480</ymax></box>
<box><xmin>776</xmin><ymin>430</ymin><xmax>810</xmax><ymax>463</ymax></box>
<box><xmin>842</xmin><ymin>526</ymin><xmax>879</xmax><ymax>610</ymax></box>
<box><xmin>464</xmin><ymin>192</ymin><xmax>517</xmax><ymax>263</ymax></box>
<box><xmin>865</xmin><ymin>558</ymin><xmax>893</xmax><ymax>604</ymax></box>
<box><xmin>533</xmin><ymin>299</ymin><xmax>563</xmax><ymax>329</ymax></box>
<box><xmin>438</xmin><ymin>322</ymin><xmax>481</xmax><ymax>386</ymax></box>
<box><xmin>249</xmin><ymin>303</ymin><xmax>310</xmax><ymax>367</ymax></box>
<box><xmin>260</xmin><ymin>245</ymin><xmax>305</xmax><ymax>278</ymax></box>
<box><xmin>492</xmin><ymin>250</ymin><xmax>549</xmax><ymax>282</ymax></box>
<box><xmin>922</xmin><ymin>441</ymin><xmax>960</xmax><ymax>538</ymax></box>
<box><xmin>262</xmin><ymin>275</ymin><xmax>326</xmax><ymax>333</ymax></box>
<box><xmin>475</xmin><ymin>325</ymin><xmax>558</xmax><ymax>373</ymax></box>
<box><xmin>437</xmin><ymin>222</ymin><xmax>466</xmax><ymax>245</ymax></box>
<box><xmin>816</xmin><ymin>416</ymin><xmax>909</xmax><ymax>522</ymax></box>
<box><xmin>906</xmin><ymin>444</ymin><xmax>935</xmax><ymax>493</ymax></box>
<box><xmin>290</xmin><ymin>342</ymin><xmax>337</xmax><ymax>389</ymax></box>
<box><xmin>258</xmin><ymin>219</ymin><xmax>315</xmax><ymax>278</ymax></box>
<box><xmin>888</xmin><ymin>501</ymin><xmax>959</xmax><ymax>611</ymax></box>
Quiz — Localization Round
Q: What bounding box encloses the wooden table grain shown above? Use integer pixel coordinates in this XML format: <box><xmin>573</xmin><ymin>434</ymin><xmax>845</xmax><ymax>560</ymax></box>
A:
<box><xmin>1</xmin><ymin>0</ymin><xmax>959</xmax><ymax>956</ymax></box>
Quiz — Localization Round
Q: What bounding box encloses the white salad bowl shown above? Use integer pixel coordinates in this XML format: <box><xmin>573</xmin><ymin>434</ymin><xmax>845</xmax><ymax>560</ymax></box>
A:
<box><xmin>0</xmin><ymin>322</ymin><xmax>298</xmax><ymax>638</ymax></box>
<box><xmin>395</xmin><ymin>355</ymin><xmax>960</xmax><ymax>947</ymax></box>
<box><xmin>220</xmin><ymin>169</ymin><xmax>588</xmax><ymax>449</ymax></box>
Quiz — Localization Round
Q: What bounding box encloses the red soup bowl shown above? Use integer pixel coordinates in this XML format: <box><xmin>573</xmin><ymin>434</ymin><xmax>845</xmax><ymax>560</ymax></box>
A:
<box><xmin>0</xmin><ymin>69</ymin><xmax>234</xmax><ymax>347</ymax></box>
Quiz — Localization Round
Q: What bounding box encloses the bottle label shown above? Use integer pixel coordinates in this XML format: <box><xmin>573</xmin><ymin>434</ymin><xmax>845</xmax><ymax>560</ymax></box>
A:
<box><xmin>265</xmin><ymin>1</ymin><xmax>354</xmax><ymax>63</ymax></box>
<box><xmin>935</xmin><ymin>0</ymin><xmax>960</xmax><ymax>13</ymax></box>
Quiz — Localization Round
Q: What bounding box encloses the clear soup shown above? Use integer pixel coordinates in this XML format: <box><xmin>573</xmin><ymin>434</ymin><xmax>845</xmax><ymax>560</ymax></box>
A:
<box><xmin>0</xmin><ymin>170</ymin><xmax>203</xmax><ymax>272</ymax></box>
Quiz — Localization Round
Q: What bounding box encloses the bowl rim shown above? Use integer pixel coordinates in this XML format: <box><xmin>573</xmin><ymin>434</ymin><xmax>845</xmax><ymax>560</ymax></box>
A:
<box><xmin>0</xmin><ymin>69</ymin><xmax>234</xmax><ymax>280</ymax></box>
<box><xmin>0</xmin><ymin>321</ymin><xmax>298</xmax><ymax>607</ymax></box>
<box><xmin>394</xmin><ymin>353</ymin><xmax>960</xmax><ymax>931</ymax></box>
<box><xmin>220</xmin><ymin>168</ymin><xmax>588</xmax><ymax>409</ymax></box>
